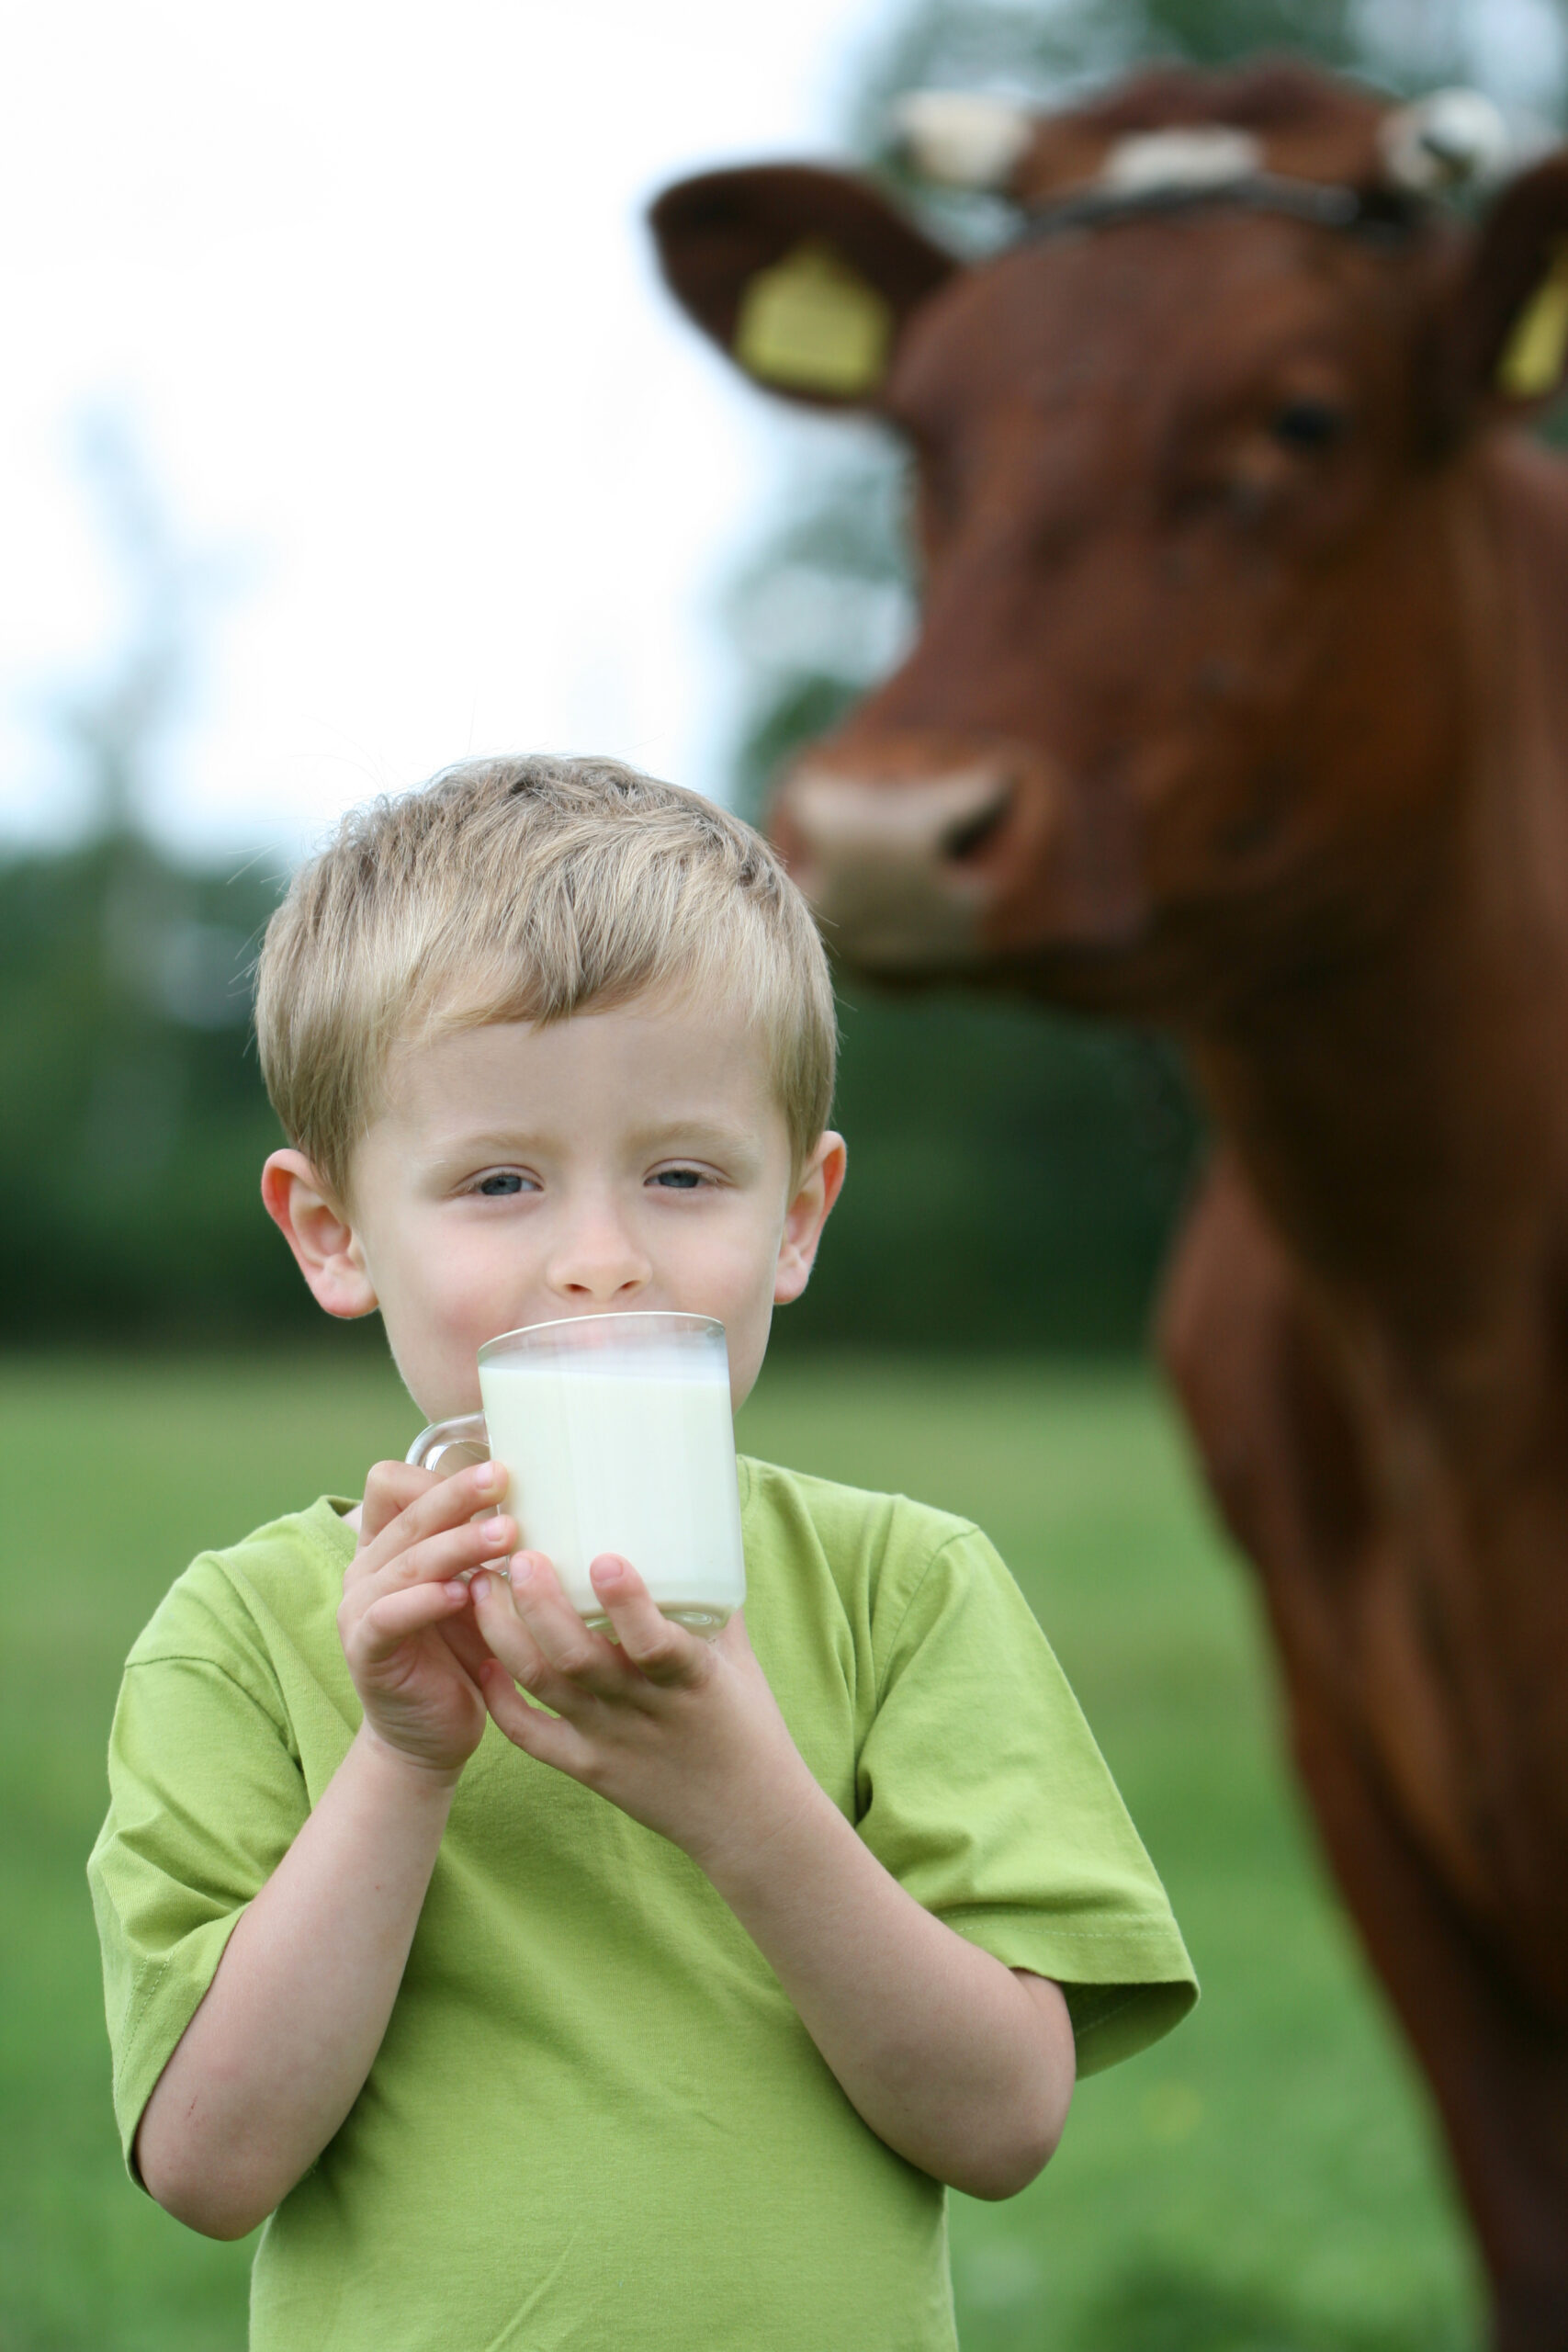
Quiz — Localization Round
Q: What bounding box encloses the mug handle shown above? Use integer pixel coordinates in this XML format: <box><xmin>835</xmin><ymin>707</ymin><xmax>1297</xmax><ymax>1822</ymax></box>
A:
<box><xmin>406</xmin><ymin>1412</ymin><xmax>491</xmax><ymax>1476</ymax></box>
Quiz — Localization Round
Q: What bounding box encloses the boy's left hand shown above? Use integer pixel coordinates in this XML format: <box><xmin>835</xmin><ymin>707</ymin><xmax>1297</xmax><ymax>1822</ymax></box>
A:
<box><xmin>474</xmin><ymin>1551</ymin><xmax>1075</xmax><ymax>2206</ymax></box>
<box><xmin>469</xmin><ymin>1554</ymin><xmax>812</xmax><ymax>1867</ymax></box>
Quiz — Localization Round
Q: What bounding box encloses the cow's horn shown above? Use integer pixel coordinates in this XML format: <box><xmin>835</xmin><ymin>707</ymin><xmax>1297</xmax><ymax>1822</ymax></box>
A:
<box><xmin>1380</xmin><ymin>88</ymin><xmax>1512</xmax><ymax>192</ymax></box>
<box><xmin>894</xmin><ymin>91</ymin><xmax>1035</xmax><ymax>191</ymax></box>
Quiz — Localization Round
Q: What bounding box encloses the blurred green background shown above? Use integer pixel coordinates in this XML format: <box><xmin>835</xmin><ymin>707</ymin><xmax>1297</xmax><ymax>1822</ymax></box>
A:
<box><xmin>6</xmin><ymin>0</ymin><xmax>1558</xmax><ymax>2344</ymax></box>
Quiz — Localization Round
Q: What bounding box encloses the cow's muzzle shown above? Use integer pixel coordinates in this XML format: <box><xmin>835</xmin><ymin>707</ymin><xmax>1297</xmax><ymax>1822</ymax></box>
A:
<box><xmin>769</xmin><ymin>760</ymin><xmax>1018</xmax><ymax>967</ymax></box>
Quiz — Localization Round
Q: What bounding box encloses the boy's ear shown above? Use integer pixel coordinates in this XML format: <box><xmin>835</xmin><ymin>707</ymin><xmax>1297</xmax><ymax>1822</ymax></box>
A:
<box><xmin>774</xmin><ymin>1131</ymin><xmax>847</xmax><ymax>1306</ymax></box>
<box><xmin>261</xmin><ymin>1150</ymin><xmax>378</xmax><ymax>1320</ymax></box>
<box><xmin>649</xmin><ymin>164</ymin><xmax>956</xmax><ymax>409</ymax></box>
<box><xmin>1438</xmin><ymin>153</ymin><xmax>1568</xmax><ymax>435</ymax></box>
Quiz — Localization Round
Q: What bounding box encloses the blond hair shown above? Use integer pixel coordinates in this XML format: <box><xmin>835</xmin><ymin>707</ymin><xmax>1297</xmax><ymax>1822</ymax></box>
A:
<box><xmin>255</xmin><ymin>755</ymin><xmax>837</xmax><ymax>1204</ymax></box>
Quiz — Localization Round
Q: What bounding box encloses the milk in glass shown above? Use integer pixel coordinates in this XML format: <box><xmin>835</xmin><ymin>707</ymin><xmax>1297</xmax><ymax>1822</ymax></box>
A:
<box><xmin>479</xmin><ymin>1329</ymin><xmax>745</xmax><ymax>1633</ymax></box>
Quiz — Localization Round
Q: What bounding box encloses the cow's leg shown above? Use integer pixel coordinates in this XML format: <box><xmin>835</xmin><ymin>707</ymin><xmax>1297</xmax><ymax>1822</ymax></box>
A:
<box><xmin>1158</xmin><ymin>1159</ymin><xmax>1568</xmax><ymax>2352</ymax></box>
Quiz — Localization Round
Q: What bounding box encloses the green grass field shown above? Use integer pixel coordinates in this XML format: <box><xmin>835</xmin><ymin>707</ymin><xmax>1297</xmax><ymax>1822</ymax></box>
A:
<box><xmin>0</xmin><ymin>1354</ymin><xmax>1480</xmax><ymax>2351</ymax></box>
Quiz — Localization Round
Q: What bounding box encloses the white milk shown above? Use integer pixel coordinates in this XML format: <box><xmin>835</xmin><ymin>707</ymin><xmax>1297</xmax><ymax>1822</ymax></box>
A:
<box><xmin>479</xmin><ymin>1343</ymin><xmax>746</xmax><ymax>1633</ymax></box>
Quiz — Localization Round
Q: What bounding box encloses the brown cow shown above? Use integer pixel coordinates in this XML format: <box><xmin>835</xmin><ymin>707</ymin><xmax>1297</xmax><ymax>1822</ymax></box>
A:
<box><xmin>651</xmin><ymin>62</ymin><xmax>1568</xmax><ymax>2352</ymax></box>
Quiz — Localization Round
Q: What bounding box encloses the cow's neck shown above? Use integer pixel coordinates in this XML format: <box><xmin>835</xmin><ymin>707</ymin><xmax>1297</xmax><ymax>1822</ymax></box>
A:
<box><xmin>1185</xmin><ymin>434</ymin><xmax>1568</xmax><ymax>1420</ymax></box>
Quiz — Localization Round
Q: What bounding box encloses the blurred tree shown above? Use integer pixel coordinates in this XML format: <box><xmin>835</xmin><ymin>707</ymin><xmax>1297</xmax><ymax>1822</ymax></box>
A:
<box><xmin>733</xmin><ymin>0</ymin><xmax>1565</xmax><ymax>1353</ymax></box>
<box><xmin>0</xmin><ymin>836</ymin><xmax>298</xmax><ymax>1340</ymax></box>
<box><xmin>0</xmin><ymin>424</ymin><xmax>310</xmax><ymax>1342</ymax></box>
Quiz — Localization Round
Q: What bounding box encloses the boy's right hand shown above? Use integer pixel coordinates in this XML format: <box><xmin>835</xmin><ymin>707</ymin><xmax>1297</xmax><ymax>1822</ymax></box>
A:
<box><xmin>339</xmin><ymin>1461</ymin><xmax>517</xmax><ymax>1780</ymax></box>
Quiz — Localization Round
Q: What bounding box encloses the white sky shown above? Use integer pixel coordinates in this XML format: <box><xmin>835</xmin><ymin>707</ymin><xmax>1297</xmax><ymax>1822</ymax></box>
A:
<box><xmin>0</xmin><ymin>0</ymin><xmax>894</xmax><ymax>860</ymax></box>
<box><xmin>4</xmin><ymin>0</ymin><xmax>1562</xmax><ymax>864</ymax></box>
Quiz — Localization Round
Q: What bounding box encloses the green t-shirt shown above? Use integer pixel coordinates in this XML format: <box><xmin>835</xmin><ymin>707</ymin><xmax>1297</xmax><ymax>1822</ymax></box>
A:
<box><xmin>90</xmin><ymin>1457</ymin><xmax>1195</xmax><ymax>2352</ymax></box>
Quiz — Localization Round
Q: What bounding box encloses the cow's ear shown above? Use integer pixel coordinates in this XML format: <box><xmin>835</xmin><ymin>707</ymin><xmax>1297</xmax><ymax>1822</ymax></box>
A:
<box><xmin>1444</xmin><ymin>154</ymin><xmax>1568</xmax><ymax>423</ymax></box>
<box><xmin>649</xmin><ymin>165</ymin><xmax>956</xmax><ymax>408</ymax></box>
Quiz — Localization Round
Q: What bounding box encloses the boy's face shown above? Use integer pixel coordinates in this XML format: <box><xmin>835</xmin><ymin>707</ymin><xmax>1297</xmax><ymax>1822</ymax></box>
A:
<box><xmin>264</xmin><ymin>991</ymin><xmax>844</xmax><ymax>1422</ymax></box>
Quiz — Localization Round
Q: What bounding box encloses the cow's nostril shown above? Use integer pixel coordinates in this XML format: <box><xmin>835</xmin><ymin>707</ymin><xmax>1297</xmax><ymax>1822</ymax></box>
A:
<box><xmin>942</xmin><ymin>786</ymin><xmax>1013</xmax><ymax>864</ymax></box>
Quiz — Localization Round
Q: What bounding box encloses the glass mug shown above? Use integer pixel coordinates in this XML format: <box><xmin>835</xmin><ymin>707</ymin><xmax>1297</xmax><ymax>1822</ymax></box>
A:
<box><xmin>406</xmin><ymin>1311</ymin><xmax>746</xmax><ymax>1636</ymax></box>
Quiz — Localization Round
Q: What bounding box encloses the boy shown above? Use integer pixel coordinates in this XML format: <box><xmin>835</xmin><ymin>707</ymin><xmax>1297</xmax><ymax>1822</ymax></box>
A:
<box><xmin>90</xmin><ymin>755</ymin><xmax>1195</xmax><ymax>2352</ymax></box>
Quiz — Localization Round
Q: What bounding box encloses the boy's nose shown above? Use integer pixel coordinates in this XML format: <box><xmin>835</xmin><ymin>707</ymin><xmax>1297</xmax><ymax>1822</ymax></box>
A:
<box><xmin>546</xmin><ymin>1208</ymin><xmax>652</xmax><ymax>1305</ymax></box>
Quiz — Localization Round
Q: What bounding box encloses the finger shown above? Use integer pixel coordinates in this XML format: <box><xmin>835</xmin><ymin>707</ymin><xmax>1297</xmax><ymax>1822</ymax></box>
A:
<box><xmin>470</xmin><ymin>1568</ymin><xmax>580</xmax><ymax>1714</ymax></box>
<box><xmin>349</xmin><ymin>1512</ymin><xmax>517</xmax><ymax>1614</ymax></box>
<box><xmin>435</xmin><ymin>1598</ymin><xmax>495</xmax><ymax>1683</ymax></box>
<box><xmin>356</xmin><ymin>1456</ymin><xmax>506</xmax><ymax>1555</ymax></box>
<box><xmin>477</xmin><ymin>1657</ymin><xmax>584</xmax><ymax>1772</ymax></box>
<box><xmin>588</xmin><ymin>1555</ymin><xmax>710</xmax><ymax>1690</ymax></box>
<box><xmin>507</xmin><ymin>1554</ymin><xmax>629</xmax><ymax>1695</ymax></box>
<box><xmin>357</xmin><ymin>1460</ymin><xmax>441</xmax><ymax>1552</ymax></box>
<box><xmin>351</xmin><ymin>1460</ymin><xmax>510</xmax><ymax>1583</ymax></box>
<box><xmin>355</xmin><ymin>1577</ymin><xmax>473</xmax><ymax>1662</ymax></box>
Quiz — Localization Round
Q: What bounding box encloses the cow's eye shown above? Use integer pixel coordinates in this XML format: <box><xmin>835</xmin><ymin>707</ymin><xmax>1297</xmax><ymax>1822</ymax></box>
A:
<box><xmin>1269</xmin><ymin>398</ymin><xmax>1348</xmax><ymax>451</ymax></box>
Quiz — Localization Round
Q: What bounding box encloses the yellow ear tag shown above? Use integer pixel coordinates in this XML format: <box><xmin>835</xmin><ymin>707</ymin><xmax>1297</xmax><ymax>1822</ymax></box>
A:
<box><xmin>1496</xmin><ymin>239</ymin><xmax>1568</xmax><ymax>400</ymax></box>
<box><xmin>734</xmin><ymin>240</ymin><xmax>893</xmax><ymax>397</ymax></box>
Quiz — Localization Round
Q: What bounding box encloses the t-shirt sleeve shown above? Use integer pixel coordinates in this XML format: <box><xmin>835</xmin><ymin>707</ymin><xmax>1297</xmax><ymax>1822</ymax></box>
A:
<box><xmin>87</xmin><ymin>1574</ymin><xmax>310</xmax><ymax>2177</ymax></box>
<box><xmin>855</xmin><ymin>1520</ymin><xmax>1197</xmax><ymax>2076</ymax></box>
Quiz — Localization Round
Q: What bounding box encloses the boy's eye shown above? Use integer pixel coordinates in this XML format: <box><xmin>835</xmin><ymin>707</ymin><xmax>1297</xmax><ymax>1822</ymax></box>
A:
<box><xmin>475</xmin><ymin>1171</ymin><xmax>532</xmax><ymax>1197</ymax></box>
<box><xmin>652</xmin><ymin>1168</ymin><xmax>705</xmax><ymax>1191</ymax></box>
